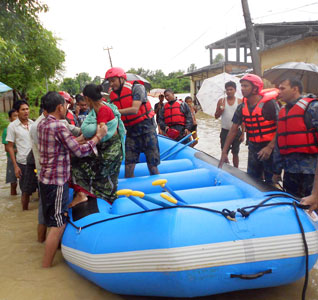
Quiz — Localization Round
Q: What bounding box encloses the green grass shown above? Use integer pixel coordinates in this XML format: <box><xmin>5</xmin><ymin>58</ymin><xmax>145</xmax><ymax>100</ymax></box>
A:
<box><xmin>0</xmin><ymin>112</ymin><xmax>9</xmax><ymax>134</ymax></box>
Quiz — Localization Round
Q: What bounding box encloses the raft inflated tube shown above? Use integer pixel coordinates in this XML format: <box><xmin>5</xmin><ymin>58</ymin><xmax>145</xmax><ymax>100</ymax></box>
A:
<box><xmin>118</xmin><ymin>159</ymin><xmax>194</xmax><ymax>178</ymax></box>
<box><xmin>118</xmin><ymin>168</ymin><xmax>214</xmax><ymax>194</ymax></box>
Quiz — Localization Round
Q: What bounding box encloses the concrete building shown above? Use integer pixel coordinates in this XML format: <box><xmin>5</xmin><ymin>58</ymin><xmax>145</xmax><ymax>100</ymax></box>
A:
<box><xmin>184</xmin><ymin>21</ymin><xmax>318</xmax><ymax>97</ymax></box>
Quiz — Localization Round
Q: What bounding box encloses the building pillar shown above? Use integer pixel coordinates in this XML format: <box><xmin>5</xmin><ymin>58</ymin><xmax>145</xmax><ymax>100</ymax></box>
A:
<box><xmin>236</xmin><ymin>39</ymin><xmax>240</xmax><ymax>62</ymax></box>
<box><xmin>209</xmin><ymin>48</ymin><xmax>213</xmax><ymax>65</ymax></box>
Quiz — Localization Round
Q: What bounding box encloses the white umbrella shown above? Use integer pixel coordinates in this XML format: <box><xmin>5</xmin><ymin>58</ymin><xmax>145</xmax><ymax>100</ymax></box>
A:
<box><xmin>149</xmin><ymin>88</ymin><xmax>165</xmax><ymax>97</ymax></box>
<box><xmin>263</xmin><ymin>62</ymin><xmax>318</xmax><ymax>93</ymax></box>
<box><xmin>196</xmin><ymin>73</ymin><xmax>242</xmax><ymax>117</ymax></box>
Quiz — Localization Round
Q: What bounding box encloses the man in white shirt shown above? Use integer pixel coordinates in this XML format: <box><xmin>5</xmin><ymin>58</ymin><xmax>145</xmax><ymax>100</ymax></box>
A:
<box><xmin>214</xmin><ymin>81</ymin><xmax>243</xmax><ymax>168</ymax></box>
<box><xmin>6</xmin><ymin>100</ymin><xmax>37</xmax><ymax>210</ymax></box>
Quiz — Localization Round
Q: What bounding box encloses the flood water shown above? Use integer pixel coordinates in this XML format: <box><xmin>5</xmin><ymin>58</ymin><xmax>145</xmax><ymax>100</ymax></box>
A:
<box><xmin>0</xmin><ymin>111</ymin><xmax>317</xmax><ymax>300</ymax></box>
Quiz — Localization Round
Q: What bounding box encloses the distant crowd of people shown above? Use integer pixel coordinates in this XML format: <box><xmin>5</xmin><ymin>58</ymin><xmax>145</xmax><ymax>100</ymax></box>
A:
<box><xmin>2</xmin><ymin>68</ymin><xmax>318</xmax><ymax>269</ymax></box>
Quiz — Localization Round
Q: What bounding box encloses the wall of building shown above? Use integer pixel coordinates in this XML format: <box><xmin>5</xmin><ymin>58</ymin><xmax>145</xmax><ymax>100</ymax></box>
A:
<box><xmin>260</xmin><ymin>37</ymin><xmax>318</xmax><ymax>72</ymax></box>
<box><xmin>0</xmin><ymin>91</ymin><xmax>14</xmax><ymax>113</ymax></box>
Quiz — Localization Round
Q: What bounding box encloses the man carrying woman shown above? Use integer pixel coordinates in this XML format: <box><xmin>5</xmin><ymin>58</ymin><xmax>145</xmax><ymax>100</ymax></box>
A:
<box><xmin>69</xmin><ymin>84</ymin><xmax>125</xmax><ymax>207</ymax></box>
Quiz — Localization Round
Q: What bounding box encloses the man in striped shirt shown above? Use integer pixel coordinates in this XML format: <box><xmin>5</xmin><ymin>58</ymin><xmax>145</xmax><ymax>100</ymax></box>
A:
<box><xmin>38</xmin><ymin>91</ymin><xmax>107</xmax><ymax>268</ymax></box>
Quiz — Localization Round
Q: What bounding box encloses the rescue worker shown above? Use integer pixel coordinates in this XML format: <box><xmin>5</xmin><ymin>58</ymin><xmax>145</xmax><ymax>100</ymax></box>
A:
<box><xmin>58</xmin><ymin>91</ymin><xmax>78</xmax><ymax>126</ymax></box>
<box><xmin>218</xmin><ymin>74</ymin><xmax>279</xmax><ymax>183</ymax></box>
<box><xmin>272</xmin><ymin>78</ymin><xmax>318</xmax><ymax>197</ymax></box>
<box><xmin>105</xmin><ymin>67</ymin><xmax>160</xmax><ymax>178</ymax></box>
<box><xmin>158</xmin><ymin>89</ymin><xmax>193</xmax><ymax>143</ymax></box>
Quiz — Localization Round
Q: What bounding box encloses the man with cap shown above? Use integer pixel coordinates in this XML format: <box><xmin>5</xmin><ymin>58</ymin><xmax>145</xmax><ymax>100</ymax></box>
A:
<box><xmin>105</xmin><ymin>67</ymin><xmax>160</xmax><ymax>178</ymax></box>
<box><xmin>218</xmin><ymin>74</ymin><xmax>279</xmax><ymax>183</ymax></box>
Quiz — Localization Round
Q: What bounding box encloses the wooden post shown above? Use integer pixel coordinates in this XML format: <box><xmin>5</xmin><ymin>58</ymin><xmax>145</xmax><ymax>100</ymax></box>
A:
<box><xmin>241</xmin><ymin>0</ymin><xmax>262</xmax><ymax>76</ymax></box>
<box><xmin>224</xmin><ymin>43</ymin><xmax>228</xmax><ymax>62</ymax></box>
<box><xmin>236</xmin><ymin>39</ymin><xmax>240</xmax><ymax>62</ymax></box>
<box><xmin>258</xmin><ymin>29</ymin><xmax>265</xmax><ymax>50</ymax></box>
<box><xmin>103</xmin><ymin>46</ymin><xmax>113</xmax><ymax>68</ymax></box>
<box><xmin>209</xmin><ymin>48</ymin><xmax>213</xmax><ymax>65</ymax></box>
<box><xmin>244</xmin><ymin>46</ymin><xmax>248</xmax><ymax>63</ymax></box>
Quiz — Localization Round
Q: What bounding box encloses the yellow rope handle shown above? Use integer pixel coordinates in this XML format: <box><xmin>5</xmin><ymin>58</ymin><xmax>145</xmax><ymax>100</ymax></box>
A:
<box><xmin>152</xmin><ymin>179</ymin><xmax>167</xmax><ymax>187</ymax></box>
<box><xmin>160</xmin><ymin>193</ymin><xmax>177</xmax><ymax>204</ymax></box>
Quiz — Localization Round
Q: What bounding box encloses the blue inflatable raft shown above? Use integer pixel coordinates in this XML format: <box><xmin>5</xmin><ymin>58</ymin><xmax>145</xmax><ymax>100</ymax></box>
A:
<box><xmin>62</xmin><ymin>135</ymin><xmax>318</xmax><ymax>298</ymax></box>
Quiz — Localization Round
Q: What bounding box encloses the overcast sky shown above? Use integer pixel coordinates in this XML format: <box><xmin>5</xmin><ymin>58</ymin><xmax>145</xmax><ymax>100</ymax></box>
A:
<box><xmin>39</xmin><ymin>0</ymin><xmax>318</xmax><ymax>79</ymax></box>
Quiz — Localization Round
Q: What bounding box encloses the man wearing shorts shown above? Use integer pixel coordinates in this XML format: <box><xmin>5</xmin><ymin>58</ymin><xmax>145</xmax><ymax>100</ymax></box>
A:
<box><xmin>105</xmin><ymin>67</ymin><xmax>160</xmax><ymax>178</ymax></box>
<box><xmin>215</xmin><ymin>81</ymin><xmax>243</xmax><ymax>168</ymax></box>
<box><xmin>38</xmin><ymin>91</ymin><xmax>107</xmax><ymax>267</ymax></box>
<box><xmin>6</xmin><ymin>100</ymin><xmax>37</xmax><ymax>209</ymax></box>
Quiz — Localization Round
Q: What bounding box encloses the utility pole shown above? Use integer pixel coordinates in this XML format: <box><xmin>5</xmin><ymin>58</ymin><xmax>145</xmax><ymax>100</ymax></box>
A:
<box><xmin>103</xmin><ymin>46</ymin><xmax>113</xmax><ymax>68</ymax></box>
<box><xmin>241</xmin><ymin>0</ymin><xmax>262</xmax><ymax>76</ymax></box>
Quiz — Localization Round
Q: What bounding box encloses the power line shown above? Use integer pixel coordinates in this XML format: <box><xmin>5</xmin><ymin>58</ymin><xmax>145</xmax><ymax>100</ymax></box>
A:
<box><xmin>253</xmin><ymin>2</ymin><xmax>318</xmax><ymax>20</ymax></box>
<box><xmin>169</xmin><ymin>2</ymin><xmax>238</xmax><ymax>61</ymax></box>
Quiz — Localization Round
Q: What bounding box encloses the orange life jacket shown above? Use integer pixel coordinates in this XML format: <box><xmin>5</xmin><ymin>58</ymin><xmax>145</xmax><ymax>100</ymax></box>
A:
<box><xmin>164</xmin><ymin>100</ymin><xmax>186</xmax><ymax>126</ymax></box>
<box><xmin>242</xmin><ymin>89</ymin><xmax>278</xmax><ymax>143</ymax></box>
<box><xmin>277</xmin><ymin>97</ymin><xmax>318</xmax><ymax>155</ymax></box>
<box><xmin>109</xmin><ymin>81</ymin><xmax>154</xmax><ymax>127</ymax></box>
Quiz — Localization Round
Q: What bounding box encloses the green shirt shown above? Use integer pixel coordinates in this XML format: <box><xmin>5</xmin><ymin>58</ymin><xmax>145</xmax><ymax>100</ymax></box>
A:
<box><xmin>2</xmin><ymin>127</ymin><xmax>9</xmax><ymax>158</ymax></box>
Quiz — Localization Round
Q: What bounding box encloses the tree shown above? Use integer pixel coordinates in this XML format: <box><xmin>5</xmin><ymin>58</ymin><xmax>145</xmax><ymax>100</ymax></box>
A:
<box><xmin>0</xmin><ymin>0</ymin><xmax>65</xmax><ymax>101</ymax></box>
<box><xmin>75</xmin><ymin>72</ymin><xmax>92</xmax><ymax>91</ymax></box>
<box><xmin>214</xmin><ymin>53</ymin><xmax>225</xmax><ymax>63</ymax></box>
<box><xmin>187</xmin><ymin>64</ymin><xmax>197</xmax><ymax>73</ymax></box>
<box><xmin>93</xmin><ymin>76</ymin><xmax>102</xmax><ymax>85</ymax></box>
<box><xmin>127</xmin><ymin>67</ymin><xmax>190</xmax><ymax>93</ymax></box>
<box><xmin>60</xmin><ymin>78</ymin><xmax>80</xmax><ymax>95</ymax></box>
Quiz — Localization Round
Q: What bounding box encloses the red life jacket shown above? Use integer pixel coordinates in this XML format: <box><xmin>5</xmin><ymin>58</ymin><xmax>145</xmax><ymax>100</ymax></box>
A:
<box><xmin>66</xmin><ymin>110</ymin><xmax>76</xmax><ymax>125</ymax></box>
<box><xmin>164</xmin><ymin>100</ymin><xmax>186</xmax><ymax>126</ymax></box>
<box><xmin>242</xmin><ymin>89</ymin><xmax>278</xmax><ymax>143</ymax></box>
<box><xmin>277</xmin><ymin>97</ymin><xmax>318</xmax><ymax>155</ymax></box>
<box><xmin>109</xmin><ymin>81</ymin><xmax>154</xmax><ymax>127</ymax></box>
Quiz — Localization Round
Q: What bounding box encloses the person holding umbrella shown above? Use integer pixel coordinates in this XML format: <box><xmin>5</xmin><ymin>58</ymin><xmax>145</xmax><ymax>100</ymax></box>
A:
<box><xmin>218</xmin><ymin>74</ymin><xmax>279</xmax><ymax>183</ymax></box>
<box><xmin>105</xmin><ymin>67</ymin><xmax>160</xmax><ymax>178</ymax></box>
<box><xmin>214</xmin><ymin>81</ymin><xmax>243</xmax><ymax>168</ymax></box>
<box><xmin>272</xmin><ymin>78</ymin><xmax>318</xmax><ymax>198</ymax></box>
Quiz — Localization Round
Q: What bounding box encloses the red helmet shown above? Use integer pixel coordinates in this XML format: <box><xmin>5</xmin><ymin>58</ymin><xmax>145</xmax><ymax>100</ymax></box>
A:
<box><xmin>240</xmin><ymin>74</ymin><xmax>263</xmax><ymax>92</ymax></box>
<box><xmin>105</xmin><ymin>67</ymin><xmax>127</xmax><ymax>80</ymax></box>
<box><xmin>58</xmin><ymin>91</ymin><xmax>72</xmax><ymax>104</ymax></box>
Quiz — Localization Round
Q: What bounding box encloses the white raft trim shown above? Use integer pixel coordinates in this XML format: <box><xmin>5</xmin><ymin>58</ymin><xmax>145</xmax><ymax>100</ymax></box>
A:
<box><xmin>62</xmin><ymin>231</ymin><xmax>318</xmax><ymax>273</ymax></box>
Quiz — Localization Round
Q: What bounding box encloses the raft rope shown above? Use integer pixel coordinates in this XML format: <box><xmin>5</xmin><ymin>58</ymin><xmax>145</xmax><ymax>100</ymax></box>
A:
<box><xmin>67</xmin><ymin>193</ymin><xmax>311</xmax><ymax>300</ymax></box>
<box><xmin>237</xmin><ymin>193</ymin><xmax>309</xmax><ymax>300</ymax></box>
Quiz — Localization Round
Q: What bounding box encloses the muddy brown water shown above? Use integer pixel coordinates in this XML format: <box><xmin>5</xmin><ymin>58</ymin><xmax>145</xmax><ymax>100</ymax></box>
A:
<box><xmin>0</xmin><ymin>111</ymin><xmax>317</xmax><ymax>300</ymax></box>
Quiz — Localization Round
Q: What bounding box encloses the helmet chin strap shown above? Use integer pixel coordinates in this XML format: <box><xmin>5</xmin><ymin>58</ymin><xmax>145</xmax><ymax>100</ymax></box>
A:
<box><xmin>119</xmin><ymin>77</ymin><xmax>125</xmax><ymax>90</ymax></box>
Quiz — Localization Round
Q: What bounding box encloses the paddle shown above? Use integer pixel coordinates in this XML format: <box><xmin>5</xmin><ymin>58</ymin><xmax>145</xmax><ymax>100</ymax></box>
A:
<box><xmin>152</xmin><ymin>179</ymin><xmax>188</xmax><ymax>204</ymax></box>
<box><xmin>130</xmin><ymin>191</ymin><xmax>172</xmax><ymax>208</ymax></box>
<box><xmin>161</xmin><ymin>138</ymin><xmax>199</xmax><ymax>161</ymax></box>
<box><xmin>116</xmin><ymin>189</ymin><xmax>149</xmax><ymax>210</ymax></box>
<box><xmin>160</xmin><ymin>131</ymin><xmax>196</xmax><ymax>158</ymax></box>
